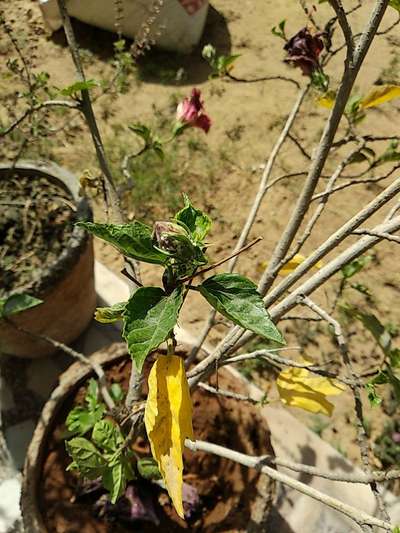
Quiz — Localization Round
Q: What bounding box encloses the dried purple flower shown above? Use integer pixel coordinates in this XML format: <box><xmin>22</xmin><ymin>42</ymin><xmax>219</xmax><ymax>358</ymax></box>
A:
<box><xmin>284</xmin><ymin>27</ymin><xmax>324</xmax><ymax>76</ymax></box>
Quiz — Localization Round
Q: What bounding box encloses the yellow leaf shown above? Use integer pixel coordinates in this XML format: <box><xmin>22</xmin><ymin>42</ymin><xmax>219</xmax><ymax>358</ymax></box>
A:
<box><xmin>144</xmin><ymin>355</ymin><xmax>193</xmax><ymax>519</ymax></box>
<box><xmin>277</xmin><ymin>362</ymin><xmax>345</xmax><ymax>416</ymax></box>
<box><xmin>258</xmin><ymin>254</ymin><xmax>323</xmax><ymax>276</ymax></box>
<box><xmin>317</xmin><ymin>90</ymin><xmax>336</xmax><ymax>109</ymax></box>
<box><xmin>360</xmin><ymin>85</ymin><xmax>400</xmax><ymax>109</ymax></box>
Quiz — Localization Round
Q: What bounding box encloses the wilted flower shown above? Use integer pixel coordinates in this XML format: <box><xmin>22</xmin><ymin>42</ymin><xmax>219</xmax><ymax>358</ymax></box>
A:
<box><xmin>175</xmin><ymin>88</ymin><xmax>211</xmax><ymax>134</ymax></box>
<box><xmin>284</xmin><ymin>27</ymin><xmax>324</xmax><ymax>76</ymax></box>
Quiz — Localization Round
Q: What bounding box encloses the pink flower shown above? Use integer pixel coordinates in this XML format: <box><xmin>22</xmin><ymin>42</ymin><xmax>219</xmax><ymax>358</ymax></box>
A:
<box><xmin>175</xmin><ymin>88</ymin><xmax>211</xmax><ymax>133</ymax></box>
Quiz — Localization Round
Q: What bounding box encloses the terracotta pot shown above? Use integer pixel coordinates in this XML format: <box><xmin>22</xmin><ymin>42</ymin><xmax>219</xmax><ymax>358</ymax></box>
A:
<box><xmin>0</xmin><ymin>160</ymin><xmax>96</xmax><ymax>358</ymax></box>
<box><xmin>21</xmin><ymin>343</ymin><xmax>276</xmax><ymax>532</ymax></box>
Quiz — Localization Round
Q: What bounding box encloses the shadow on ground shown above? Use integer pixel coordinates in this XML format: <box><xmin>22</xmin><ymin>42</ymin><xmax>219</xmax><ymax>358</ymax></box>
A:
<box><xmin>51</xmin><ymin>5</ymin><xmax>231</xmax><ymax>86</ymax></box>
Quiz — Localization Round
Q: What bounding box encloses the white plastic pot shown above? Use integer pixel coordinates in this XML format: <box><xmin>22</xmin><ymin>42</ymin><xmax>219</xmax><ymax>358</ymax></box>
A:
<box><xmin>39</xmin><ymin>0</ymin><xmax>209</xmax><ymax>53</ymax></box>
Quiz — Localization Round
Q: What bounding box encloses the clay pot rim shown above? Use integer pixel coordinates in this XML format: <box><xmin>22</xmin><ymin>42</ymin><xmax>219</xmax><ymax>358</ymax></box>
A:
<box><xmin>0</xmin><ymin>159</ymin><xmax>92</xmax><ymax>298</ymax></box>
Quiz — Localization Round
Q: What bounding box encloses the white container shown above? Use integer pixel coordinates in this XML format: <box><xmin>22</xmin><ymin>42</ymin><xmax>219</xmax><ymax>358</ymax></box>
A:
<box><xmin>39</xmin><ymin>0</ymin><xmax>209</xmax><ymax>53</ymax></box>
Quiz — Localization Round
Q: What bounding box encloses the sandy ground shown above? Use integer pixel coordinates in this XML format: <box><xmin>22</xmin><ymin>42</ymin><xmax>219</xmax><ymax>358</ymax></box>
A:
<box><xmin>1</xmin><ymin>0</ymin><xmax>400</xmax><ymax>465</ymax></box>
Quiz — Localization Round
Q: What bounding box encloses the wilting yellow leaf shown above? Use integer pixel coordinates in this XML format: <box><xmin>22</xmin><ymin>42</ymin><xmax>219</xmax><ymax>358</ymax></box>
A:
<box><xmin>360</xmin><ymin>85</ymin><xmax>400</xmax><ymax>109</ymax></box>
<box><xmin>277</xmin><ymin>362</ymin><xmax>345</xmax><ymax>416</ymax></box>
<box><xmin>318</xmin><ymin>90</ymin><xmax>336</xmax><ymax>109</ymax></box>
<box><xmin>144</xmin><ymin>355</ymin><xmax>193</xmax><ymax>519</ymax></box>
<box><xmin>258</xmin><ymin>254</ymin><xmax>323</xmax><ymax>276</ymax></box>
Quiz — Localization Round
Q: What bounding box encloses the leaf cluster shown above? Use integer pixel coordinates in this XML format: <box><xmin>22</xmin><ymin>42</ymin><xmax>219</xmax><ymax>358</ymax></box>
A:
<box><xmin>81</xmin><ymin>195</ymin><xmax>284</xmax><ymax>372</ymax></box>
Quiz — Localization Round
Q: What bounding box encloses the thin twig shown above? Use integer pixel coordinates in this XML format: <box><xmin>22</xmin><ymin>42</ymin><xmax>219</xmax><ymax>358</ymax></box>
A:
<box><xmin>5</xmin><ymin>319</ymin><xmax>115</xmax><ymax>411</ymax></box>
<box><xmin>299</xmin><ymin>296</ymin><xmax>390</xmax><ymax>522</ymax></box>
<box><xmin>185</xmin><ymin>439</ymin><xmax>392</xmax><ymax>531</ymax></box>
<box><xmin>257</xmin><ymin>0</ymin><xmax>389</xmax><ymax>297</ymax></box>
<box><xmin>181</xmin><ymin>237</ymin><xmax>263</xmax><ymax>283</ymax></box>
<box><xmin>198</xmin><ymin>382</ymin><xmax>259</xmax><ymax>404</ymax></box>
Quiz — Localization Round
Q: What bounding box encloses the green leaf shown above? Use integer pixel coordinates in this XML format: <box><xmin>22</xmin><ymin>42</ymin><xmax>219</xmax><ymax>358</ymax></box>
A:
<box><xmin>175</xmin><ymin>194</ymin><xmax>211</xmax><ymax>243</ymax></box>
<box><xmin>95</xmin><ymin>301</ymin><xmax>127</xmax><ymax>323</ymax></box>
<box><xmin>102</xmin><ymin>463</ymin><xmax>125</xmax><ymax>503</ymax></box>
<box><xmin>102</xmin><ymin>457</ymin><xmax>133</xmax><ymax>504</ymax></box>
<box><xmin>365</xmin><ymin>382</ymin><xmax>382</xmax><ymax>407</ymax></box>
<box><xmin>392</xmin><ymin>526</ymin><xmax>400</xmax><ymax>533</ymax></box>
<box><xmin>66</xmin><ymin>405</ymin><xmax>105</xmax><ymax>437</ymax></box>
<box><xmin>122</xmin><ymin>287</ymin><xmax>183</xmax><ymax>371</ymax></box>
<box><xmin>350</xmin><ymin>283</ymin><xmax>372</xmax><ymax>298</ymax></box>
<box><xmin>356</xmin><ymin>311</ymin><xmax>392</xmax><ymax>356</ymax></box>
<box><xmin>137</xmin><ymin>457</ymin><xmax>162</xmax><ymax>480</ymax></box>
<box><xmin>92</xmin><ymin>419</ymin><xmax>124</xmax><ymax>452</ymax></box>
<box><xmin>390</xmin><ymin>0</ymin><xmax>400</xmax><ymax>12</ymax></box>
<box><xmin>65</xmin><ymin>437</ymin><xmax>106</xmax><ymax>478</ymax></box>
<box><xmin>60</xmin><ymin>79</ymin><xmax>99</xmax><ymax>96</ymax></box>
<box><xmin>128</xmin><ymin>123</ymin><xmax>153</xmax><ymax>145</ymax></box>
<box><xmin>110</xmin><ymin>383</ymin><xmax>125</xmax><ymax>403</ymax></box>
<box><xmin>199</xmin><ymin>273</ymin><xmax>285</xmax><ymax>345</ymax></box>
<box><xmin>1</xmin><ymin>294</ymin><xmax>43</xmax><ymax>318</ymax></box>
<box><xmin>271</xmin><ymin>19</ymin><xmax>287</xmax><ymax>40</ymax></box>
<box><xmin>77</xmin><ymin>221</ymin><xmax>168</xmax><ymax>265</ymax></box>
<box><xmin>341</xmin><ymin>255</ymin><xmax>372</xmax><ymax>279</ymax></box>
<box><xmin>85</xmin><ymin>378</ymin><xmax>101</xmax><ymax>411</ymax></box>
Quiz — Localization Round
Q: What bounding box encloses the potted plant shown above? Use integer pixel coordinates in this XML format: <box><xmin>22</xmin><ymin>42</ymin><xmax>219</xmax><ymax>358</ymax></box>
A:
<box><xmin>21</xmin><ymin>342</ymin><xmax>276</xmax><ymax>532</ymax></box>
<box><xmin>0</xmin><ymin>160</ymin><xmax>96</xmax><ymax>358</ymax></box>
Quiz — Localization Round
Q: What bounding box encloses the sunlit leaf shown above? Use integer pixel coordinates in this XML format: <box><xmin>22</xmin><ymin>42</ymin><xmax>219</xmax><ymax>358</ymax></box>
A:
<box><xmin>277</xmin><ymin>362</ymin><xmax>345</xmax><ymax>415</ymax></box>
<box><xmin>144</xmin><ymin>355</ymin><xmax>193</xmax><ymax>519</ymax></box>
<box><xmin>77</xmin><ymin>221</ymin><xmax>168</xmax><ymax>265</ymax></box>
<box><xmin>95</xmin><ymin>301</ymin><xmax>126</xmax><ymax>323</ymax></box>
<box><xmin>199</xmin><ymin>273</ymin><xmax>285</xmax><ymax>344</ymax></box>
<box><xmin>317</xmin><ymin>90</ymin><xmax>336</xmax><ymax>109</ymax></box>
<box><xmin>60</xmin><ymin>79</ymin><xmax>99</xmax><ymax>96</ymax></box>
<box><xmin>175</xmin><ymin>194</ymin><xmax>211</xmax><ymax>243</ymax></box>
<box><xmin>66</xmin><ymin>437</ymin><xmax>106</xmax><ymax>479</ymax></box>
<box><xmin>360</xmin><ymin>85</ymin><xmax>400</xmax><ymax>109</ymax></box>
<box><xmin>122</xmin><ymin>287</ymin><xmax>183</xmax><ymax>372</ymax></box>
<box><xmin>0</xmin><ymin>294</ymin><xmax>43</xmax><ymax>318</ymax></box>
<box><xmin>341</xmin><ymin>255</ymin><xmax>372</xmax><ymax>279</ymax></box>
<box><xmin>390</xmin><ymin>0</ymin><xmax>400</xmax><ymax>12</ymax></box>
<box><xmin>259</xmin><ymin>254</ymin><xmax>323</xmax><ymax>276</ymax></box>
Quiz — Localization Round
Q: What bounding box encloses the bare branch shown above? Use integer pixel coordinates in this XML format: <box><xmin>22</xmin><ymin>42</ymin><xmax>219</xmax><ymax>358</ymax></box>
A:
<box><xmin>185</xmin><ymin>439</ymin><xmax>392</xmax><ymax>531</ymax></box>
<box><xmin>198</xmin><ymin>382</ymin><xmax>259</xmax><ymax>404</ymax></box>
<box><xmin>257</xmin><ymin>0</ymin><xmax>389</xmax><ymax>297</ymax></box>
<box><xmin>228</xmin><ymin>87</ymin><xmax>308</xmax><ymax>272</ymax></box>
<box><xmin>352</xmin><ymin>229</ymin><xmax>400</xmax><ymax>243</ymax></box>
<box><xmin>299</xmin><ymin>296</ymin><xmax>390</xmax><ymax>521</ymax></box>
<box><xmin>0</xmin><ymin>100</ymin><xmax>80</xmax><ymax>137</ymax></box>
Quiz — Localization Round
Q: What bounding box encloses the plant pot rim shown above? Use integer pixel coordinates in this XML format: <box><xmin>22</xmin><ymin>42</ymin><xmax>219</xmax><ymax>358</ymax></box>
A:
<box><xmin>0</xmin><ymin>159</ymin><xmax>92</xmax><ymax>298</ymax></box>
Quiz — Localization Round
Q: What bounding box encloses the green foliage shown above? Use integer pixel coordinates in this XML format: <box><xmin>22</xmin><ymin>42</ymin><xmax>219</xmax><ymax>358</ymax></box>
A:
<box><xmin>0</xmin><ymin>293</ymin><xmax>43</xmax><ymax>318</ymax></box>
<box><xmin>122</xmin><ymin>287</ymin><xmax>183</xmax><ymax>371</ymax></box>
<box><xmin>271</xmin><ymin>19</ymin><xmax>287</xmax><ymax>41</ymax></box>
<box><xmin>137</xmin><ymin>457</ymin><xmax>162</xmax><ymax>480</ymax></box>
<box><xmin>389</xmin><ymin>0</ymin><xmax>400</xmax><ymax>13</ymax></box>
<box><xmin>375</xmin><ymin>419</ymin><xmax>400</xmax><ymax>469</ymax></box>
<box><xmin>128</xmin><ymin>123</ymin><xmax>164</xmax><ymax>160</ymax></box>
<box><xmin>66</xmin><ymin>418</ymin><xmax>134</xmax><ymax>503</ymax></box>
<box><xmin>174</xmin><ymin>193</ymin><xmax>211</xmax><ymax>243</ymax></box>
<box><xmin>376</xmin><ymin>140</ymin><xmax>400</xmax><ymax>165</ymax></box>
<box><xmin>95</xmin><ymin>301</ymin><xmax>127</xmax><ymax>324</ymax></box>
<box><xmin>110</xmin><ymin>383</ymin><xmax>125</xmax><ymax>403</ymax></box>
<box><xmin>112</xmin><ymin>39</ymin><xmax>136</xmax><ymax>93</ymax></box>
<box><xmin>199</xmin><ymin>273</ymin><xmax>285</xmax><ymax>344</ymax></box>
<box><xmin>202</xmin><ymin>44</ymin><xmax>240</xmax><ymax>78</ymax></box>
<box><xmin>77</xmin><ymin>221</ymin><xmax>168</xmax><ymax>265</ymax></box>
<box><xmin>60</xmin><ymin>79</ymin><xmax>99</xmax><ymax>97</ymax></box>
<box><xmin>341</xmin><ymin>255</ymin><xmax>372</xmax><ymax>279</ymax></box>
<box><xmin>65</xmin><ymin>378</ymin><xmax>106</xmax><ymax>437</ymax></box>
